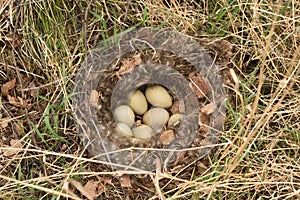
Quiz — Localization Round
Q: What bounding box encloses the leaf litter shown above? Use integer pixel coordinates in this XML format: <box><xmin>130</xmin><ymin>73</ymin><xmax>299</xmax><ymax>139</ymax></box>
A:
<box><xmin>1</xmin><ymin>139</ymin><xmax>22</xmax><ymax>157</ymax></box>
<box><xmin>1</xmin><ymin>78</ymin><xmax>16</xmax><ymax>96</ymax></box>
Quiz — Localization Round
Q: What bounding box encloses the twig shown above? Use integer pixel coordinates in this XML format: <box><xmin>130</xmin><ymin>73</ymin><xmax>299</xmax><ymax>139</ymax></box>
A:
<box><xmin>123</xmin><ymin>0</ymin><xmax>131</xmax><ymax>23</ymax></box>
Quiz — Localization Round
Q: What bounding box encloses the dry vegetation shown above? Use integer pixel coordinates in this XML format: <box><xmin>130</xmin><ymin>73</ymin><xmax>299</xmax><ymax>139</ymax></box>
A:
<box><xmin>0</xmin><ymin>0</ymin><xmax>299</xmax><ymax>199</ymax></box>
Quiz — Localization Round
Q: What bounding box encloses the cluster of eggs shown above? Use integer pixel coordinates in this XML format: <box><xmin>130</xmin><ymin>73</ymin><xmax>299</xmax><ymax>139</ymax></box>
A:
<box><xmin>113</xmin><ymin>84</ymin><xmax>182</xmax><ymax>140</ymax></box>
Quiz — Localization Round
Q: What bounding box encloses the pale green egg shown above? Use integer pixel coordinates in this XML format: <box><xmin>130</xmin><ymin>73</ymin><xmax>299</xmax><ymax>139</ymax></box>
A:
<box><xmin>142</xmin><ymin>107</ymin><xmax>169</xmax><ymax>130</ymax></box>
<box><xmin>115</xmin><ymin>123</ymin><xmax>133</xmax><ymax>137</ymax></box>
<box><xmin>145</xmin><ymin>85</ymin><xmax>172</xmax><ymax>108</ymax></box>
<box><xmin>168</xmin><ymin>113</ymin><xmax>183</xmax><ymax>127</ymax></box>
<box><xmin>132</xmin><ymin>125</ymin><xmax>154</xmax><ymax>139</ymax></box>
<box><xmin>113</xmin><ymin>105</ymin><xmax>135</xmax><ymax>127</ymax></box>
<box><xmin>128</xmin><ymin>90</ymin><xmax>148</xmax><ymax>115</ymax></box>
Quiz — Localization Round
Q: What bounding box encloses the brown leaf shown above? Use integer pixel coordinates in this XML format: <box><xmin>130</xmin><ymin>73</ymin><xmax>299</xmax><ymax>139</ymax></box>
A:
<box><xmin>5</xmin><ymin>33</ymin><xmax>21</xmax><ymax>48</ymax></box>
<box><xmin>116</xmin><ymin>53</ymin><xmax>142</xmax><ymax>76</ymax></box>
<box><xmin>210</xmin><ymin>39</ymin><xmax>233</xmax><ymax>64</ymax></box>
<box><xmin>69</xmin><ymin>179</ymin><xmax>94</xmax><ymax>200</ymax></box>
<box><xmin>0</xmin><ymin>117</ymin><xmax>11</xmax><ymax>128</ymax></box>
<box><xmin>29</xmin><ymin>81</ymin><xmax>38</xmax><ymax>98</ymax></box>
<box><xmin>1</xmin><ymin>78</ymin><xmax>16</xmax><ymax>96</ymax></box>
<box><xmin>61</xmin><ymin>143</ymin><xmax>68</xmax><ymax>151</ymax></box>
<box><xmin>189</xmin><ymin>72</ymin><xmax>209</xmax><ymax>99</ymax></box>
<box><xmin>12</xmin><ymin>121</ymin><xmax>24</xmax><ymax>135</ymax></box>
<box><xmin>97</xmin><ymin>184</ymin><xmax>105</xmax><ymax>196</ymax></box>
<box><xmin>3</xmin><ymin>139</ymin><xmax>22</xmax><ymax>157</ymax></box>
<box><xmin>84</xmin><ymin>180</ymin><xmax>100</xmax><ymax>199</ymax></box>
<box><xmin>200</xmin><ymin>139</ymin><xmax>213</xmax><ymax>147</ymax></box>
<box><xmin>120</xmin><ymin>175</ymin><xmax>132</xmax><ymax>188</ymax></box>
<box><xmin>8</xmin><ymin>95</ymin><xmax>24</xmax><ymax>107</ymax></box>
<box><xmin>213</xmin><ymin>114</ymin><xmax>226</xmax><ymax>129</ymax></box>
<box><xmin>200</xmin><ymin>103</ymin><xmax>215</xmax><ymax>115</ymax></box>
<box><xmin>103</xmin><ymin>177</ymin><xmax>112</xmax><ymax>185</ymax></box>
<box><xmin>61</xmin><ymin>181</ymin><xmax>80</xmax><ymax>199</ymax></box>
<box><xmin>199</xmin><ymin>112</ymin><xmax>211</xmax><ymax>133</ymax></box>
<box><xmin>173</xmin><ymin>152</ymin><xmax>185</xmax><ymax>166</ymax></box>
<box><xmin>159</xmin><ymin>130</ymin><xmax>175</xmax><ymax>145</ymax></box>
<box><xmin>170</xmin><ymin>100</ymin><xmax>185</xmax><ymax>114</ymax></box>
<box><xmin>10</xmin><ymin>139</ymin><xmax>22</xmax><ymax>148</ymax></box>
<box><xmin>197</xmin><ymin>161</ymin><xmax>208</xmax><ymax>170</ymax></box>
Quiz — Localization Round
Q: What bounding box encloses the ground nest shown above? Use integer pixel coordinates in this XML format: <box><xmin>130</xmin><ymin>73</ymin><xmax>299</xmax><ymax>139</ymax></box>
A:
<box><xmin>97</xmin><ymin>50</ymin><xmax>209</xmax><ymax>148</ymax></box>
<box><xmin>73</xmin><ymin>28</ymin><xmax>226</xmax><ymax>171</ymax></box>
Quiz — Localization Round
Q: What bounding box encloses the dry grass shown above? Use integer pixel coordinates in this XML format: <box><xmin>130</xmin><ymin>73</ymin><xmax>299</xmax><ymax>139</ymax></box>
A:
<box><xmin>0</xmin><ymin>0</ymin><xmax>299</xmax><ymax>199</ymax></box>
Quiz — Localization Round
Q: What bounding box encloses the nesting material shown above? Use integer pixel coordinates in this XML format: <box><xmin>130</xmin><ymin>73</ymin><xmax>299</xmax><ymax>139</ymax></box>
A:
<box><xmin>73</xmin><ymin>28</ymin><xmax>227</xmax><ymax>171</ymax></box>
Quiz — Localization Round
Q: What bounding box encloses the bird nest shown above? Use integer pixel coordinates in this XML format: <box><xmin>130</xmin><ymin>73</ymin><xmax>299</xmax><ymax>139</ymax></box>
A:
<box><xmin>72</xmin><ymin>28</ymin><xmax>226</xmax><ymax>171</ymax></box>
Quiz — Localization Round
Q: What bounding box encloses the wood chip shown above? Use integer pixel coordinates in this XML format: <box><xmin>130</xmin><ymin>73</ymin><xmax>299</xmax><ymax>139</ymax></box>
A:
<box><xmin>61</xmin><ymin>143</ymin><xmax>68</xmax><ymax>151</ymax></box>
<box><xmin>189</xmin><ymin>72</ymin><xmax>209</xmax><ymax>99</ymax></box>
<box><xmin>169</xmin><ymin>100</ymin><xmax>185</xmax><ymax>114</ymax></box>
